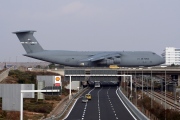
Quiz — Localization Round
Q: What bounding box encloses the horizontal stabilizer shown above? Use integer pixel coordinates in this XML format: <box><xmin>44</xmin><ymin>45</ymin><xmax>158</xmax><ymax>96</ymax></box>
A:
<box><xmin>13</xmin><ymin>30</ymin><xmax>36</xmax><ymax>34</ymax></box>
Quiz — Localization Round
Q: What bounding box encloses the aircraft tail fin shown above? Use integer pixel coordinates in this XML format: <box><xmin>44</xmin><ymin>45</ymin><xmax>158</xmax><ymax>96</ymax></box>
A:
<box><xmin>13</xmin><ymin>30</ymin><xmax>44</xmax><ymax>53</ymax></box>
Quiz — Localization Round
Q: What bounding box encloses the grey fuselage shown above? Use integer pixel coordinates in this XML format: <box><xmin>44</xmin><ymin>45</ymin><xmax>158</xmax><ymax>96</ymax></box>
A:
<box><xmin>13</xmin><ymin>30</ymin><xmax>165</xmax><ymax>67</ymax></box>
<box><xmin>24</xmin><ymin>50</ymin><xmax>165</xmax><ymax>67</ymax></box>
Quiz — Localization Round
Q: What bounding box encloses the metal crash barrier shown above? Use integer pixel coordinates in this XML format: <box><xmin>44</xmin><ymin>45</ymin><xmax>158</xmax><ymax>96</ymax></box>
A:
<box><xmin>117</xmin><ymin>87</ymin><xmax>149</xmax><ymax>120</ymax></box>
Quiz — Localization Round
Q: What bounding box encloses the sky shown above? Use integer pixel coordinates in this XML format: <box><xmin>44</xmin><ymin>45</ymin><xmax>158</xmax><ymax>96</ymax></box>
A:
<box><xmin>0</xmin><ymin>0</ymin><xmax>180</xmax><ymax>62</ymax></box>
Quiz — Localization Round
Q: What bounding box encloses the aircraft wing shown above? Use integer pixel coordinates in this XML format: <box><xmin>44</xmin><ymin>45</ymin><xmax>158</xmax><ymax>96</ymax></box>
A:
<box><xmin>80</xmin><ymin>52</ymin><xmax>121</xmax><ymax>62</ymax></box>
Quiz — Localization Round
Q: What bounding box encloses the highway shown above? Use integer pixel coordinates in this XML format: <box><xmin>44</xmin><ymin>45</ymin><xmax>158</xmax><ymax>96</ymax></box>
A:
<box><xmin>64</xmin><ymin>87</ymin><xmax>136</xmax><ymax>120</ymax></box>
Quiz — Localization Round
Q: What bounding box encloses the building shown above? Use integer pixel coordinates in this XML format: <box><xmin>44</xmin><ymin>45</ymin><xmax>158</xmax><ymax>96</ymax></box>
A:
<box><xmin>162</xmin><ymin>47</ymin><xmax>180</xmax><ymax>66</ymax></box>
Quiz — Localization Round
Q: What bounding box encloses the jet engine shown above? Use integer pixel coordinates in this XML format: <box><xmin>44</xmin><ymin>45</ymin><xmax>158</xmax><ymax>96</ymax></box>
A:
<box><xmin>79</xmin><ymin>62</ymin><xmax>90</xmax><ymax>66</ymax></box>
<box><xmin>114</xmin><ymin>58</ymin><xmax>121</xmax><ymax>64</ymax></box>
<box><xmin>106</xmin><ymin>59</ymin><xmax>114</xmax><ymax>65</ymax></box>
<box><xmin>100</xmin><ymin>57</ymin><xmax>121</xmax><ymax>65</ymax></box>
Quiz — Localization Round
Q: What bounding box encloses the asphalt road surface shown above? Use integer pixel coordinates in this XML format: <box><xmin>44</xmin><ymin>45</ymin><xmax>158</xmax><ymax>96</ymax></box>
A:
<box><xmin>64</xmin><ymin>86</ymin><xmax>136</xmax><ymax>120</ymax></box>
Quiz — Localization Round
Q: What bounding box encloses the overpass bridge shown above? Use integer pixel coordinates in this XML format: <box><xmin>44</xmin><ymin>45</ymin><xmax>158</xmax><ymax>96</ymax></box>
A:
<box><xmin>30</xmin><ymin>67</ymin><xmax>180</xmax><ymax>120</ymax></box>
<box><xmin>60</xmin><ymin>67</ymin><xmax>180</xmax><ymax>85</ymax></box>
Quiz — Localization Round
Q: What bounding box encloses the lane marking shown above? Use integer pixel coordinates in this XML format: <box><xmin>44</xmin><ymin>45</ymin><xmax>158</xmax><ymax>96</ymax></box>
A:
<box><xmin>97</xmin><ymin>87</ymin><xmax>103</xmax><ymax>120</ymax></box>
<box><xmin>81</xmin><ymin>102</ymin><xmax>88</xmax><ymax>119</ymax></box>
<box><xmin>81</xmin><ymin>88</ymin><xmax>95</xmax><ymax>120</ymax></box>
<box><xmin>88</xmin><ymin>87</ymin><xmax>95</xmax><ymax>94</ymax></box>
<box><xmin>107</xmin><ymin>87</ymin><xmax>119</xmax><ymax>120</ymax></box>
<box><xmin>63</xmin><ymin>99</ymin><xmax>78</xmax><ymax>119</ymax></box>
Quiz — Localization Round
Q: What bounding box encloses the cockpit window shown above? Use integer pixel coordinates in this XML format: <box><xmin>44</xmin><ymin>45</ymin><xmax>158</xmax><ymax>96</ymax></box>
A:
<box><xmin>152</xmin><ymin>52</ymin><xmax>156</xmax><ymax>55</ymax></box>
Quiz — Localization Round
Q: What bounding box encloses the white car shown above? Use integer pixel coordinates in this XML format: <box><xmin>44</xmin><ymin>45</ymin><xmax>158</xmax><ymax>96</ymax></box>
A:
<box><xmin>82</xmin><ymin>97</ymin><xmax>88</xmax><ymax>103</ymax></box>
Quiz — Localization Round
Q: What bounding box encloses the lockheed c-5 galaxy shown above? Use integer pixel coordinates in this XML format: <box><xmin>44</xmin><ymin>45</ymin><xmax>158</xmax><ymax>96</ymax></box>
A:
<box><xmin>13</xmin><ymin>30</ymin><xmax>165</xmax><ymax>67</ymax></box>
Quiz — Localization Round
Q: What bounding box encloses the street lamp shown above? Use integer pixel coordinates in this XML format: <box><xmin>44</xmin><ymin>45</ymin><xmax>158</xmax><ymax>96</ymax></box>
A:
<box><xmin>133</xmin><ymin>68</ymin><xmax>137</xmax><ymax>106</ymax></box>
<box><xmin>123</xmin><ymin>71</ymin><xmax>126</xmax><ymax>93</ymax></box>
<box><xmin>160</xmin><ymin>66</ymin><xmax>167</xmax><ymax>105</ymax></box>
<box><xmin>126</xmin><ymin>70</ymin><xmax>128</xmax><ymax>97</ymax></box>
<box><xmin>161</xmin><ymin>66</ymin><xmax>167</xmax><ymax>106</ymax></box>
<box><xmin>128</xmin><ymin>68</ymin><xmax>132</xmax><ymax>99</ymax></box>
<box><xmin>164</xmin><ymin>81</ymin><xmax>174</xmax><ymax>120</ymax></box>
<box><xmin>139</xmin><ymin>67</ymin><xmax>143</xmax><ymax>99</ymax></box>
<box><xmin>165</xmin><ymin>69</ymin><xmax>167</xmax><ymax>120</ymax></box>
<box><xmin>148</xmin><ymin>67</ymin><xmax>153</xmax><ymax>109</ymax></box>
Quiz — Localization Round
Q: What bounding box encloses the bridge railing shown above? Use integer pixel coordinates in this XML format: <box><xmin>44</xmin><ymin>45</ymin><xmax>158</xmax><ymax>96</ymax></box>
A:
<box><xmin>117</xmin><ymin>87</ymin><xmax>149</xmax><ymax>120</ymax></box>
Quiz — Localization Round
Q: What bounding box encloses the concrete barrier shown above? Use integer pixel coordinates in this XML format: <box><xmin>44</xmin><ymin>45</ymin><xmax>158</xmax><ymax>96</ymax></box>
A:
<box><xmin>117</xmin><ymin>87</ymin><xmax>149</xmax><ymax>120</ymax></box>
<box><xmin>0</xmin><ymin>67</ymin><xmax>13</xmax><ymax>82</ymax></box>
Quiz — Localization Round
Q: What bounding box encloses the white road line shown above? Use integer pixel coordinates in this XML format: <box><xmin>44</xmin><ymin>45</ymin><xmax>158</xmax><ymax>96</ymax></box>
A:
<box><xmin>81</xmin><ymin>102</ymin><xmax>88</xmax><ymax>119</ymax></box>
<box><xmin>107</xmin><ymin>87</ymin><xmax>119</xmax><ymax>120</ymax></box>
<box><xmin>78</xmin><ymin>88</ymin><xmax>96</xmax><ymax>120</ymax></box>
<box><xmin>63</xmin><ymin>98</ymin><xmax>78</xmax><ymax>119</ymax></box>
<box><xmin>88</xmin><ymin>87</ymin><xmax>95</xmax><ymax>94</ymax></box>
<box><xmin>97</xmin><ymin>87</ymin><xmax>103</xmax><ymax>120</ymax></box>
<box><xmin>116</xmin><ymin>88</ymin><xmax>137</xmax><ymax>120</ymax></box>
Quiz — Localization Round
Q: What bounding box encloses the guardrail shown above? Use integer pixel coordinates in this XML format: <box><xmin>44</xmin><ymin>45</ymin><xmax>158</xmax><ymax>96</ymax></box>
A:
<box><xmin>117</xmin><ymin>87</ymin><xmax>149</xmax><ymax>120</ymax></box>
<box><xmin>44</xmin><ymin>87</ymin><xmax>87</xmax><ymax>120</ymax></box>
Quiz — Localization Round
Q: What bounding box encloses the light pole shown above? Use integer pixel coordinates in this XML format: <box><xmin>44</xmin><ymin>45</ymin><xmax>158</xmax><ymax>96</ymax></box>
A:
<box><xmin>148</xmin><ymin>67</ymin><xmax>153</xmax><ymax>109</ymax></box>
<box><xmin>141</xmin><ymin>68</ymin><xmax>144</xmax><ymax>99</ymax></box>
<box><xmin>123</xmin><ymin>72</ymin><xmax>126</xmax><ymax>93</ymax></box>
<box><xmin>133</xmin><ymin>68</ymin><xmax>137</xmax><ymax>106</ymax></box>
<box><xmin>138</xmin><ymin>67</ymin><xmax>143</xmax><ymax>99</ymax></box>
<box><xmin>161</xmin><ymin>78</ymin><xmax>163</xmax><ymax>105</ymax></box>
<box><xmin>69</xmin><ymin>76</ymin><xmax>72</xmax><ymax>99</ymax></box>
<box><xmin>128</xmin><ymin>68</ymin><xmax>133</xmax><ymax>99</ymax></box>
<box><xmin>126</xmin><ymin>70</ymin><xmax>128</xmax><ymax>97</ymax></box>
<box><xmin>161</xmin><ymin>66</ymin><xmax>167</xmax><ymax>105</ymax></box>
<box><xmin>165</xmin><ymin>70</ymin><xmax>167</xmax><ymax>107</ymax></box>
<box><xmin>174</xmin><ymin>83</ymin><xmax>177</xmax><ymax>104</ymax></box>
<box><xmin>165</xmin><ymin>68</ymin><xmax>167</xmax><ymax>120</ymax></box>
<box><xmin>164</xmin><ymin>81</ymin><xmax>176</xmax><ymax>108</ymax></box>
<box><xmin>161</xmin><ymin>66</ymin><xmax>167</xmax><ymax>107</ymax></box>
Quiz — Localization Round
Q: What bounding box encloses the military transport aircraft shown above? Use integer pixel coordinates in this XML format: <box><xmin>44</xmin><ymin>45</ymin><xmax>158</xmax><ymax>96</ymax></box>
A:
<box><xmin>13</xmin><ymin>30</ymin><xmax>165</xmax><ymax>67</ymax></box>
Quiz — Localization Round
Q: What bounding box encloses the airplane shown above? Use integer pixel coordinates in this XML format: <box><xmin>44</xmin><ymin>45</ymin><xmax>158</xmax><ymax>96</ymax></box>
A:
<box><xmin>13</xmin><ymin>30</ymin><xmax>165</xmax><ymax>67</ymax></box>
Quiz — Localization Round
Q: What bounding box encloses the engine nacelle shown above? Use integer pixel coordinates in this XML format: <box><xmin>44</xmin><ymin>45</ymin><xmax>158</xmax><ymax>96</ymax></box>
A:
<box><xmin>114</xmin><ymin>58</ymin><xmax>121</xmax><ymax>64</ymax></box>
<box><xmin>99</xmin><ymin>58</ymin><xmax>121</xmax><ymax>65</ymax></box>
<box><xmin>100</xmin><ymin>59</ymin><xmax>114</xmax><ymax>65</ymax></box>
<box><xmin>79</xmin><ymin>62</ymin><xmax>90</xmax><ymax>67</ymax></box>
<box><xmin>106</xmin><ymin>59</ymin><xmax>114</xmax><ymax>65</ymax></box>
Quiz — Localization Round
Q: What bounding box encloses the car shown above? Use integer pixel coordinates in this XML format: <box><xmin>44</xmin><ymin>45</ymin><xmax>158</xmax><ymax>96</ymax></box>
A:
<box><xmin>85</xmin><ymin>94</ymin><xmax>92</xmax><ymax>100</ymax></box>
<box><xmin>82</xmin><ymin>97</ymin><xmax>88</xmax><ymax>103</ymax></box>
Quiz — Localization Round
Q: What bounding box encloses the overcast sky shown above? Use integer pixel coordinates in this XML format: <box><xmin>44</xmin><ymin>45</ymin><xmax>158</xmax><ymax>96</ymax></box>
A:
<box><xmin>0</xmin><ymin>0</ymin><xmax>180</xmax><ymax>62</ymax></box>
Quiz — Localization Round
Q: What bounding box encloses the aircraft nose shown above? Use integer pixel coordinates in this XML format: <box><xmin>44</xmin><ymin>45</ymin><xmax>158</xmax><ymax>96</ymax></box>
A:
<box><xmin>159</xmin><ymin>57</ymin><xmax>165</xmax><ymax>64</ymax></box>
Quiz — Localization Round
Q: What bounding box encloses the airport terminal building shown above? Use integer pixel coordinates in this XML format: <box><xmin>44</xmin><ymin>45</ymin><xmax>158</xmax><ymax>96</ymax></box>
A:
<box><xmin>162</xmin><ymin>47</ymin><xmax>180</xmax><ymax>65</ymax></box>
